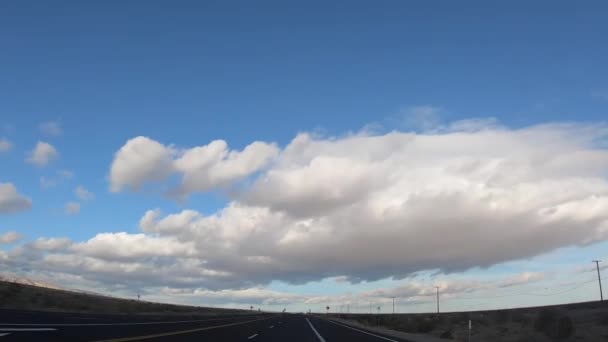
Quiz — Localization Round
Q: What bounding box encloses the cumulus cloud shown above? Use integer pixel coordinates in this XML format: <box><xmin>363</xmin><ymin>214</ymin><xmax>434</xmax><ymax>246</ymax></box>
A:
<box><xmin>109</xmin><ymin>136</ymin><xmax>278</xmax><ymax>196</ymax></box>
<box><xmin>39</xmin><ymin>121</ymin><xmax>62</xmax><ymax>136</ymax></box>
<box><xmin>26</xmin><ymin>141</ymin><xmax>58</xmax><ymax>167</ymax></box>
<box><xmin>65</xmin><ymin>202</ymin><xmax>80</xmax><ymax>215</ymax></box>
<box><xmin>28</xmin><ymin>237</ymin><xmax>73</xmax><ymax>251</ymax></box>
<box><xmin>75</xmin><ymin>186</ymin><xmax>95</xmax><ymax>201</ymax></box>
<box><xmin>109</xmin><ymin>137</ymin><xmax>174</xmax><ymax>192</ymax></box>
<box><xmin>70</xmin><ymin>232</ymin><xmax>195</xmax><ymax>261</ymax></box>
<box><xmin>132</xmin><ymin>123</ymin><xmax>608</xmax><ymax>287</ymax></box>
<box><xmin>172</xmin><ymin>140</ymin><xmax>279</xmax><ymax>197</ymax></box>
<box><xmin>0</xmin><ymin>183</ymin><xmax>31</xmax><ymax>214</ymax></box>
<box><xmin>0</xmin><ymin>231</ymin><xmax>22</xmax><ymax>244</ymax></box>
<box><xmin>0</xmin><ymin>138</ymin><xmax>13</xmax><ymax>152</ymax></box>
<box><xmin>5</xmin><ymin>121</ymin><xmax>608</xmax><ymax>295</ymax></box>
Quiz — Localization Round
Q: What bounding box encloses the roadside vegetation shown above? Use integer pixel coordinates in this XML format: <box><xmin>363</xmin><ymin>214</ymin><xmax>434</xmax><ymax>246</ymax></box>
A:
<box><xmin>0</xmin><ymin>280</ymin><xmax>246</xmax><ymax>316</ymax></box>
<box><xmin>329</xmin><ymin>301</ymin><xmax>608</xmax><ymax>341</ymax></box>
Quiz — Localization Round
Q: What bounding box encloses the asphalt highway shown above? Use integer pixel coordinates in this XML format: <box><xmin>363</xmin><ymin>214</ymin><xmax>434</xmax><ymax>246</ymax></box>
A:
<box><xmin>0</xmin><ymin>309</ymin><xmax>411</xmax><ymax>341</ymax></box>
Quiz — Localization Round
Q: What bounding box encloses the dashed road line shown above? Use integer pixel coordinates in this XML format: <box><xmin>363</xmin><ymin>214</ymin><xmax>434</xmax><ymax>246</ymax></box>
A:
<box><xmin>305</xmin><ymin>318</ymin><xmax>326</xmax><ymax>342</ymax></box>
<box><xmin>248</xmin><ymin>333</ymin><xmax>259</xmax><ymax>339</ymax></box>
<box><xmin>90</xmin><ymin>317</ymin><xmax>269</xmax><ymax>342</ymax></box>
<box><xmin>269</xmin><ymin>325</ymin><xmax>274</xmax><ymax>328</ymax></box>
<box><xmin>324</xmin><ymin>319</ymin><xmax>399</xmax><ymax>342</ymax></box>
<box><xmin>0</xmin><ymin>333</ymin><xmax>11</xmax><ymax>337</ymax></box>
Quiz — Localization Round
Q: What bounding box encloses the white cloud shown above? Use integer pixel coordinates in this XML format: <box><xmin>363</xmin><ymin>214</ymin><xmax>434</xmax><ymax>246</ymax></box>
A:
<box><xmin>29</xmin><ymin>237</ymin><xmax>72</xmax><ymax>251</ymax></box>
<box><xmin>157</xmin><ymin>287</ymin><xmax>305</xmax><ymax>306</ymax></box>
<box><xmin>5</xmin><ymin>121</ymin><xmax>608</xmax><ymax>295</ymax></box>
<box><xmin>109</xmin><ymin>136</ymin><xmax>278</xmax><ymax>196</ymax></box>
<box><xmin>39</xmin><ymin>121</ymin><xmax>62</xmax><ymax>136</ymax></box>
<box><xmin>109</xmin><ymin>137</ymin><xmax>174</xmax><ymax>192</ymax></box>
<box><xmin>65</xmin><ymin>202</ymin><xmax>80</xmax><ymax>215</ymax></box>
<box><xmin>498</xmin><ymin>272</ymin><xmax>546</xmax><ymax>288</ymax></box>
<box><xmin>0</xmin><ymin>231</ymin><xmax>22</xmax><ymax>244</ymax></box>
<box><xmin>134</xmin><ymin>123</ymin><xmax>608</xmax><ymax>286</ymax></box>
<box><xmin>0</xmin><ymin>138</ymin><xmax>13</xmax><ymax>152</ymax></box>
<box><xmin>74</xmin><ymin>185</ymin><xmax>95</xmax><ymax>201</ymax></box>
<box><xmin>0</xmin><ymin>183</ymin><xmax>31</xmax><ymax>214</ymax></box>
<box><xmin>26</xmin><ymin>141</ymin><xmax>58</xmax><ymax>167</ymax></box>
<box><xmin>70</xmin><ymin>232</ymin><xmax>195</xmax><ymax>261</ymax></box>
<box><xmin>172</xmin><ymin>140</ymin><xmax>279</xmax><ymax>197</ymax></box>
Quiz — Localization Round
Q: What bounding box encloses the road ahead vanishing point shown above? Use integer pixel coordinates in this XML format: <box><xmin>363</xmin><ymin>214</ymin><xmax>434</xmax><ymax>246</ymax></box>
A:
<box><xmin>0</xmin><ymin>309</ymin><xmax>410</xmax><ymax>341</ymax></box>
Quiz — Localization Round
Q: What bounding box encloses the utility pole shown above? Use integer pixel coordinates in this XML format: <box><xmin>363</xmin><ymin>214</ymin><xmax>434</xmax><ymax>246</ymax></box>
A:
<box><xmin>392</xmin><ymin>297</ymin><xmax>395</xmax><ymax>314</ymax></box>
<box><xmin>593</xmin><ymin>260</ymin><xmax>604</xmax><ymax>301</ymax></box>
<box><xmin>435</xmin><ymin>286</ymin><xmax>440</xmax><ymax>314</ymax></box>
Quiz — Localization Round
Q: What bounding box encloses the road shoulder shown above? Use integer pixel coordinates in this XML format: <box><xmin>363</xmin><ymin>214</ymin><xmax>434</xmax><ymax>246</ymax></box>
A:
<box><xmin>320</xmin><ymin>316</ymin><xmax>448</xmax><ymax>342</ymax></box>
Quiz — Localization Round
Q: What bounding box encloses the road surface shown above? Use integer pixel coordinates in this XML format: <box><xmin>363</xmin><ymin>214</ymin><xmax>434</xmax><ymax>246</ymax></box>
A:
<box><xmin>0</xmin><ymin>309</ymin><xmax>411</xmax><ymax>341</ymax></box>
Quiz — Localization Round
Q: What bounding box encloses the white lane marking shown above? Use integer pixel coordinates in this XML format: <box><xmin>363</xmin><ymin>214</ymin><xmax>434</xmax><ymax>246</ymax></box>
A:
<box><xmin>248</xmin><ymin>333</ymin><xmax>258</xmax><ymax>339</ymax></box>
<box><xmin>269</xmin><ymin>325</ymin><xmax>274</xmax><ymax>328</ymax></box>
<box><xmin>324</xmin><ymin>319</ymin><xmax>399</xmax><ymax>342</ymax></box>
<box><xmin>305</xmin><ymin>318</ymin><xmax>326</xmax><ymax>342</ymax></box>
<box><xmin>0</xmin><ymin>328</ymin><xmax>57</xmax><ymax>331</ymax></box>
<box><xmin>90</xmin><ymin>317</ymin><xmax>271</xmax><ymax>342</ymax></box>
<box><xmin>0</xmin><ymin>333</ymin><xmax>11</xmax><ymax>337</ymax></box>
<box><xmin>0</xmin><ymin>316</ymin><xmax>238</xmax><ymax>327</ymax></box>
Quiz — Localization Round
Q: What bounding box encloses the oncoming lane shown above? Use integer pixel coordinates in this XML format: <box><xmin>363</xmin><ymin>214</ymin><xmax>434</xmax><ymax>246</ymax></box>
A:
<box><xmin>0</xmin><ymin>311</ymin><xmax>273</xmax><ymax>342</ymax></box>
<box><xmin>0</xmin><ymin>311</ymin><xmax>415</xmax><ymax>341</ymax></box>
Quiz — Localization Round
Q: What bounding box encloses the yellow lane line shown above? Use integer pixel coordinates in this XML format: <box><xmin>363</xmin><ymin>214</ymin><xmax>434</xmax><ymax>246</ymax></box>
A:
<box><xmin>90</xmin><ymin>317</ymin><xmax>269</xmax><ymax>342</ymax></box>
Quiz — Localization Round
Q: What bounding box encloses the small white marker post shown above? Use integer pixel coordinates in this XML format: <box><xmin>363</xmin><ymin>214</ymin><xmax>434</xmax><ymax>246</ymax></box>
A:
<box><xmin>468</xmin><ymin>320</ymin><xmax>472</xmax><ymax>342</ymax></box>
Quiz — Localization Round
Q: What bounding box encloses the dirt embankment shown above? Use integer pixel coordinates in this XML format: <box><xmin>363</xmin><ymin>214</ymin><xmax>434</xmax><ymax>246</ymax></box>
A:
<box><xmin>0</xmin><ymin>280</ymin><xmax>245</xmax><ymax>316</ymax></box>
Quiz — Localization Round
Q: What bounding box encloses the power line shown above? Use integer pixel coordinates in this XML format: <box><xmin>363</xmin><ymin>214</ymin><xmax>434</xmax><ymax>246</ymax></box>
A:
<box><xmin>385</xmin><ymin>277</ymin><xmax>597</xmax><ymax>304</ymax></box>
<box><xmin>353</xmin><ymin>271</ymin><xmax>601</xmax><ymax>313</ymax></box>
<box><xmin>442</xmin><ymin>279</ymin><xmax>597</xmax><ymax>301</ymax></box>
<box><xmin>523</xmin><ymin>280</ymin><xmax>598</xmax><ymax>297</ymax></box>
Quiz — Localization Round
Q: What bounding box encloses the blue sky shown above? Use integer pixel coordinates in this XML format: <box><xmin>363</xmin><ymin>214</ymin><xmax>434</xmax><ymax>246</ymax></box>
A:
<box><xmin>1</xmin><ymin>1</ymin><xmax>608</xmax><ymax>312</ymax></box>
